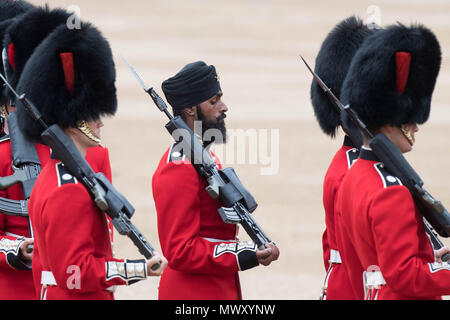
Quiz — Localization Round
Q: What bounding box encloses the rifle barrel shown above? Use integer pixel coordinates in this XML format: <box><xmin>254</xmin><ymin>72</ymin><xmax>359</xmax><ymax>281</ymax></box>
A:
<box><xmin>148</xmin><ymin>88</ymin><xmax>173</xmax><ymax>120</ymax></box>
<box><xmin>299</xmin><ymin>55</ymin><xmax>345</xmax><ymax>113</ymax></box>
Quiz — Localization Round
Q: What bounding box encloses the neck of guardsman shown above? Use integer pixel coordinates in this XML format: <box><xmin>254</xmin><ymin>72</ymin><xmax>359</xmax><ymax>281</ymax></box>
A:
<box><xmin>184</xmin><ymin>115</ymin><xmax>196</xmax><ymax>133</ymax></box>
<box><xmin>64</xmin><ymin>128</ymin><xmax>88</xmax><ymax>157</ymax></box>
<box><xmin>362</xmin><ymin>126</ymin><xmax>380</xmax><ymax>149</ymax></box>
<box><xmin>72</xmin><ymin>138</ymin><xmax>88</xmax><ymax>158</ymax></box>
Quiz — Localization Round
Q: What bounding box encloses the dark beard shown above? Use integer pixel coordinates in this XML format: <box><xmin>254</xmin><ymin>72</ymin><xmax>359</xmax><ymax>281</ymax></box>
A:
<box><xmin>197</xmin><ymin>107</ymin><xmax>227</xmax><ymax>146</ymax></box>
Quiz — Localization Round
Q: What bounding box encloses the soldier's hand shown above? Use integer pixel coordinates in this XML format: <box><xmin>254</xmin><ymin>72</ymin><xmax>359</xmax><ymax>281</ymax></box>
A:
<box><xmin>434</xmin><ymin>246</ymin><xmax>450</xmax><ymax>263</ymax></box>
<box><xmin>147</xmin><ymin>251</ymin><xmax>168</xmax><ymax>276</ymax></box>
<box><xmin>256</xmin><ymin>242</ymin><xmax>280</xmax><ymax>266</ymax></box>
<box><xmin>19</xmin><ymin>238</ymin><xmax>34</xmax><ymax>261</ymax></box>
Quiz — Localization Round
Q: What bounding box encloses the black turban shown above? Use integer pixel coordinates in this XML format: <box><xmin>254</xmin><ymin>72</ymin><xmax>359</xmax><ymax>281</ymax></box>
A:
<box><xmin>161</xmin><ymin>61</ymin><xmax>221</xmax><ymax>111</ymax></box>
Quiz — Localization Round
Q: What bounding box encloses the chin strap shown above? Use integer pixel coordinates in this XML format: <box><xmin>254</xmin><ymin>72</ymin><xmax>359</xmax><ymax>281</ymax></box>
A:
<box><xmin>0</xmin><ymin>104</ymin><xmax>8</xmax><ymax>118</ymax></box>
<box><xmin>76</xmin><ymin>120</ymin><xmax>102</xmax><ymax>146</ymax></box>
<box><xmin>0</xmin><ymin>104</ymin><xmax>8</xmax><ymax>135</ymax></box>
<box><xmin>400</xmin><ymin>124</ymin><xmax>414</xmax><ymax>146</ymax></box>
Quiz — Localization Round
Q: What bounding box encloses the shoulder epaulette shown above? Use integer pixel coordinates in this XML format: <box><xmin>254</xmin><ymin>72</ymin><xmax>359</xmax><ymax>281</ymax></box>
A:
<box><xmin>56</xmin><ymin>162</ymin><xmax>78</xmax><ymax>187</ymax></box>
<box><xmin>374</xmin><ymin>162</ymin><xmax>402</xmax><ymax>188</ymax></box>
<box><xmin>167</xmin><ymin>142</ymin><xmax>186</xmax><ymax>163</ymax></box>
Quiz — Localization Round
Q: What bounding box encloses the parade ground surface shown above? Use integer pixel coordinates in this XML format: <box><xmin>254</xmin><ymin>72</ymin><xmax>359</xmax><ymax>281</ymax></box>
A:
<box><xmin>29</xmin><ymin>0</ymin><xmax>450</xmax><ymax>300</ymax></box>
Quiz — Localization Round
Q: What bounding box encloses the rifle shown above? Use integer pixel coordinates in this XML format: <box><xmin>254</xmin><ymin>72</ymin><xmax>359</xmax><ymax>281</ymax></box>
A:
<box><xmin>122</xmin><ymin>56</ymin><xmax>272</xmax><ymax>249</ymax></box>
<box><xmin>3</xmin><ymin>112</ymin><xmax>42</xmax><ymax>198</ymax></box>
<box><xmin>0</xmin><ymin>74</ymin><xmax>43</xmax><ymax>253</ymax></box>
<box><xmin>1</xmin><ymin>74</ymin><xmax>160</xmax><ymax>270</ymax></box>
<box><xmin>301</xmin><ymin>55</ymin><xmax>450</xmax><ymax>261</ymax></box>
<box><xmin>0</xmin><ymin>197</ymin><xmax>27</xmax><ymax>216</ymax></box>
<box><xmin>0</xmin><ymin>86</ymin><xmax>41</xmax><ymax>210</ymax></box>
<box><xmin>0</xmin><ymin>118</ymin><xmax>38</xmax><ymax>251</ymax></box>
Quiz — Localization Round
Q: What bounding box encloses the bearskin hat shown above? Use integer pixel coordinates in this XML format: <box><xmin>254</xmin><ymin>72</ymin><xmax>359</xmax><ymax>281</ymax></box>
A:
<box><xmin>0</xmin><ymin>0</ymin><xmax>34</xmax><ymax>22</ymax></box>
<box><xmin>0</xmin><ymin>0</ymin><xmax>34</xmax><ymax>105</ymax></box>
<box><xmin>3</xmin><ymin>6</ymin><xmax>73</xmax><ymax>101</ymax></box>
<box><xmin>310</xmin><ymin>16</ymin><xmax>377</xmax><ymax>137</ymax></box>
<box><xmin>341</xmin><ymin>23</ymin><xmax>441</xmax><ymax>131</ymax></box>
<box><xmin>0</xmin><ymin>18</ymin><xmax>15</xmax><ymax>105</ymax></box>
<box><xmin>16</xmin><ymin>22</ymin><xmax>117</xmax><ymax>141</ymax></box>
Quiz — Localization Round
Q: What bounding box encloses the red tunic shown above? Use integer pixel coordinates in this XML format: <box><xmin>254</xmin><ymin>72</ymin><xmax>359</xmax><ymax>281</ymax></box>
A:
<box><xmin>0</xmin><ymin>126</ymin><xmax>114</xmax><ymax>299</ymax></box>
<box><xmin>152</xmin><ymin>144</ymin><xmax>259</xmax><ymax>300</ymax></box>
<box><xmin>22</xmin><ymin>144</ymin><xmax>113</xmax><ymax>299</ymax></box>
<box><xmin>29</xmin><ymin>153</ymin><xmax>144</xmax><ymax>300</ymax></box>
<box><xmin>321</xmin><ymin>136</ymin><xmax>358</xmax><ymax>300</ymax></box>
<box><xmin>337</xmin><ymin>147</ymin><xmax>450</xmax><ymax>300</ymax></box>
<box><xmin>0</xmin><ymin>136</ymin><xmax>50</xmax><ymax>300</ymax></box>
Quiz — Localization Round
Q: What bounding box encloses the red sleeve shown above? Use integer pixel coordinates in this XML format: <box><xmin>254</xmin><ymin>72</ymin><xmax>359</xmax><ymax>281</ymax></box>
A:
<box><xmin>322</xmin><ymin>177</ymin><xmax>334</xmax><ymax>271</ymax></box>
<box><xmin>41</xmin><ymin>184</ymin><xmax>145</xmax><ymax>293</ymax></box>
<box><xmin>153</xmin><ymin>161</ymin><xmax>257</xmax><ymax>274</ymax></box>
<box><xmin>322</xmin><ymin>163</ymin><xmax>341</xmax><ymax>271</ymax></box>
<box><xmin>0</xmin><ymin>190</ymin><xmax>7</xmax><ymax>242</ymax></box>
<box><xmin>322</xmin><ymin>229</ymin><xmax>330</xmax><ymax>271</ymax></box>
<box><xmin>371</xmin><ymin>186</ymin><xmax>450</xmax><ymax>297</ymax></box>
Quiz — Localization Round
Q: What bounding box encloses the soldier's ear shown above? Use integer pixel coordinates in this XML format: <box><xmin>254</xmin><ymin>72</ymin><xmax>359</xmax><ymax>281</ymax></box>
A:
<box><xmin>184</xmin><ymin>106</ymin><xmax>196</xmax><ymax>117</ymax></box>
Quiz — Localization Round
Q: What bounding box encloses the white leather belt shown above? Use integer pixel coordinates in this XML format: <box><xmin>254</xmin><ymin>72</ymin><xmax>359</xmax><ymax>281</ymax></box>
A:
<box><xmin>329</xmin><ymin>249</ymin><xmax>342</xmax><ymax>264</ymax></box>
<box><xmin>41</xmin><ymin>271</ymin><xmax>57</xmax><ymax>286</ymax></box>
<box><xmin>5</xmin><ymin>231</ymin><xmax>22</xmax><ymax>238</ymax></box>
<box><xmin>40</xmin><ymin>270</ymin><xmax>117</xmax><ymax>293</ymax></box>
<box><xmin>203</xmin><ymin>237</ymin><xmax>235</xmax><ymax>243</ymax></box>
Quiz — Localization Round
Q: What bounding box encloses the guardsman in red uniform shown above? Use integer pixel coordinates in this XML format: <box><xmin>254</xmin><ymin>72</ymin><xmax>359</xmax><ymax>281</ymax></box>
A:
<box><xmin>0</xmin><ymin>0</ymin><xmax>36</xmax><ymax>300</ymax></box>
<box><xmin>153</xmin><ymin>61</ymin><xmax>279</xmax><ymax>300</ymax></box>
<box><xmin>310</xmin><ymin>16</ymin><xmax>377</xmax><ymax>300</ymax></box>
<box><xmin>16</xmin><ymin>21</ymin><xmax>167</xmax><ymax>300</ymax></box>
<box><xmin>337</xmin><ymin>23</ymin><xmax>450</xmax><ymax>300</ymax></box>
<box><xmin>0</xmin><ymin>6</ymin><xmax>118</xmax><ymax>300</ymax></box>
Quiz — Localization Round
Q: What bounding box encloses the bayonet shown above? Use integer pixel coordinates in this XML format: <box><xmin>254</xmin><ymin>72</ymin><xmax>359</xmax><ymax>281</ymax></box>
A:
<box><xmin>120</xmin><ymin>54</ymin><xmax>150</xmax><ymax>92</ymax></box>
<box><xmin>121</xmin><ymin>55</ymin><xmax>173</xmax><ymax>118</ymax></box>
<box><xmin>300</xmin><ymin>55</ymin><xmax>345</xmax><ymax>113</ymax></box>
<box><xmin>300</xmin><ymin>55</ymin><xmax>373</xmax><ymax>139</ymax></box>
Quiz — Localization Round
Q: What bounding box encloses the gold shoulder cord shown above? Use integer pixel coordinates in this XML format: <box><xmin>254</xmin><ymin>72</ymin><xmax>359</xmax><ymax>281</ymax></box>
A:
<box><xmin>76</xmin><ymin>120</ymin><xmax>102</xmax><ymax>145</ymax></box>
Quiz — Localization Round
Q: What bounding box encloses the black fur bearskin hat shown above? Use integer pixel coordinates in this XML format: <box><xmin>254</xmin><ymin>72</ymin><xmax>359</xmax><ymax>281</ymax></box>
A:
<box><xmin>341</xmin><ymin>23</ymin><xmax>441</xmax><ymax>132</ymax></box>
<box><xmin>16</xmin><ymin>22</ymin><xmax>117</xmax><ymax>141</ymax></box>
